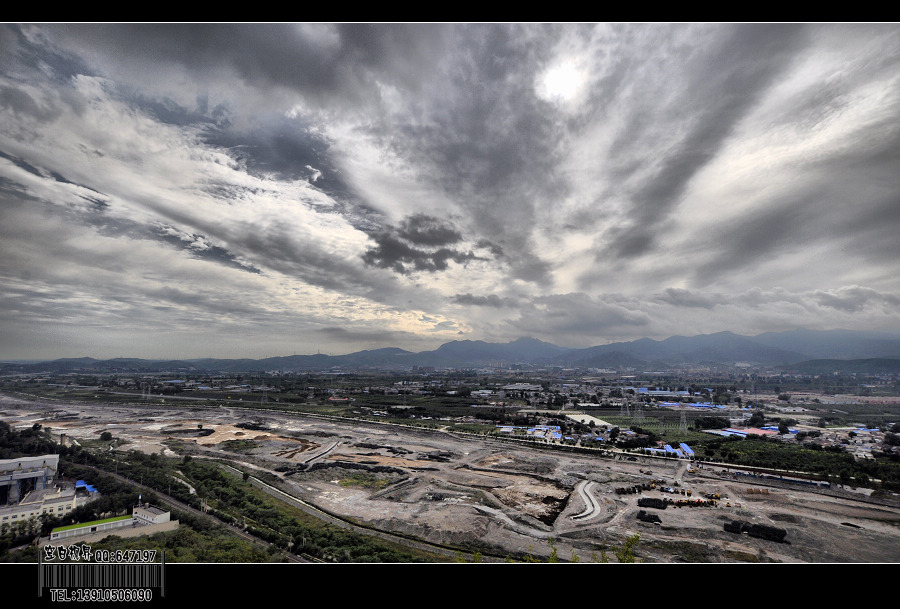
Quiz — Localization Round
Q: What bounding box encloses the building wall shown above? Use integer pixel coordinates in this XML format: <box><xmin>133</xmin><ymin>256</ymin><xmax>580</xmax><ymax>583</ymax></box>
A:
<box><xmin>133</xmin><ymin>506</ymin><xmax>170</xmax><ymax>525</ymax></box>
<box><xmin>43</xmin><ymin>520</ymin><xmax>179</xmax><ymax>546</ymax></box>
<box><xmin>50</xmin><ymin>517</ymin><xmax>132</xmax><ymax>541</ymax></box>
<box><xmin>1</xmin><ymin>492</ymin><xmax>76</xmax><ymax>527</ymax></box>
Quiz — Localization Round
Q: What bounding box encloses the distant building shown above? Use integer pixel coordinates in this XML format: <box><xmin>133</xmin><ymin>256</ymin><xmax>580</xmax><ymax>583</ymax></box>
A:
<box><xmin>502</xmin><ymin>383</ymin><xmax>542</xmax><ymax>391</ymax></box>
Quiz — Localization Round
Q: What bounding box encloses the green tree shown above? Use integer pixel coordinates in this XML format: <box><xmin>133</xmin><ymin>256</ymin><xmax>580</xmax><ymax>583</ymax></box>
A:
<box><xmin>615</xmin><ymin>533</ymin><xmax>640</xmax><ymax>563</ymax></box>
<box><xmin>748</xmin><ymin>411</ymin><xmax>765</xmax><ymax>427</ymax></box>
<box><xmin>547</xmin><ymin>537</ymin><xmax>559</xmax><ymax>563</ymax></box>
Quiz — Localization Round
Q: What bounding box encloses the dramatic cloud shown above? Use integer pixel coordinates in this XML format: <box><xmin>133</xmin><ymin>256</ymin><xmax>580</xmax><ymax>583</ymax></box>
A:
<box><xmin>359</xmin><ymin>213</ymin><xmax>483</xmax><ymax>274</ymax></box>
<box><xmin>1</xmin><ymin>23</ymin><xmax>899</xmax><ymax>359</ymax></box>
<box><xmin>452</xmin><ymin>293</ymin><xmax>517</xmax><ymax>308</ymax></box>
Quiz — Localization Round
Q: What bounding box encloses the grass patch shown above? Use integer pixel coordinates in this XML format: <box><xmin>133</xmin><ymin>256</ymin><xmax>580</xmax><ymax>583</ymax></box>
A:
<box><xmin>51</xmin><ymin>515</ymin><xmax>131</xmax><ymax>533</ymax></box>
<box><xmin>338</xmin><ymin>472</ymin><xmax>392</xmax><ymax>489</ymax></box>
<box><xmin>220</xmin><ymin>439</ymin><xmax>259</xmax><ymax>452</ymax></box>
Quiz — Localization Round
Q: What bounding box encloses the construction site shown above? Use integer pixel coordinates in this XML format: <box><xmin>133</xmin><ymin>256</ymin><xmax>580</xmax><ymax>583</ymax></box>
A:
<box><xmin>2</xmin><ymin>392</ymin><xmax>900</xmax><ymax>563</ymax></box>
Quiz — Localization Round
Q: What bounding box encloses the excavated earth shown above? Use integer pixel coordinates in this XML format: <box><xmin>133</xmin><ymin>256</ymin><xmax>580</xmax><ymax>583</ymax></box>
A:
<box><xmin>3</xmin><ymin>394</ymin><xmax>900</xmax><ymax>563</ymax></box>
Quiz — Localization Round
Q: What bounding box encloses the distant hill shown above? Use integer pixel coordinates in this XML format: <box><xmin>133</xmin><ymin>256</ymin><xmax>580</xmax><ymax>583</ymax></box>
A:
<box><xmin>412</xmin><ymin>337</ymin><xmax>569</xmax><ymax>366</ymax></box>
<box><xmin>751</xmin><ymin>328</ymin><xmax>900</xmax><ymax>360</ymax></box>
<box><xmin>776</xmin><ymin>358</ymin><xmax>900</xmax><ymax>375</ymax></box>
<box><xmin>557</xmin><ymin>331</ymin><xmax>808</xmax><ymax>367</ymax></box>
<box><xmin>4</xmin><ymin>329</ymin><xmax>900</xmax><ymax>373</ymax></box>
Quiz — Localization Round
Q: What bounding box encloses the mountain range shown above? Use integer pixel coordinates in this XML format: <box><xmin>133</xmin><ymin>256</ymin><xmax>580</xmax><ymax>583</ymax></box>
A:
<box><xmin>4</xmin><ymin>329</ymin><xmax>900</xmax><ymax>374</ymax></box>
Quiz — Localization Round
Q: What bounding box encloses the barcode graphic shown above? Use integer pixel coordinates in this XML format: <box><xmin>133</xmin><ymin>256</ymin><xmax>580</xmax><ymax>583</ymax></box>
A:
<box><xmin>41</xmin><ymin>563</ymin><xmax>164</xmax><ymax>589</ymax></box>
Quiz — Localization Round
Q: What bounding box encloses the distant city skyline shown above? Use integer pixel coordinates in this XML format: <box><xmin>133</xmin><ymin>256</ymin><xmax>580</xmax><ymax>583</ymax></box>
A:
<box><xmin>2</xmin><ymin>24</ymin><xmax>899</xmax><ymax>360</ymax></box>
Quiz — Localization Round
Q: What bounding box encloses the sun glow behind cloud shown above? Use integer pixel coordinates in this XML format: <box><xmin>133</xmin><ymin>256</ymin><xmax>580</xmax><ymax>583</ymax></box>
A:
<box><xmin>536</xmin><ymin>60</ymin><xmax>587</xmax><ymax>105</ymax></box>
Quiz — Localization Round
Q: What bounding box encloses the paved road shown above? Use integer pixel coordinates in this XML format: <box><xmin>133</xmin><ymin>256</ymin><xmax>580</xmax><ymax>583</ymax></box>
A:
<box><xmin>572</xmin><ymin>480</ymin><xmax>602</xmax><ymax>521</ymax></box>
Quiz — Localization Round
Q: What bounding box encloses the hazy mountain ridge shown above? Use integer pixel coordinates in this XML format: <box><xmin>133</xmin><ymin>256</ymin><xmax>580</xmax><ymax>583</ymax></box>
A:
<box><xmin>780</xmin><ymin>358</ymin><xmax>900</xmax><ymax>375</ymax></box>
<box><xmin>4</xmin><ymin>329</ymin><xmax>900</xmax><ymax>373</ymax></box>
<box><xmin>555</xmin><ymin>331</ymin><xmax>809</xmax><ymax>368</ymax></box>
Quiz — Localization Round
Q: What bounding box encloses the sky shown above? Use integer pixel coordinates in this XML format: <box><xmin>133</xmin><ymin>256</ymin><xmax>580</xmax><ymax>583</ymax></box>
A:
<box><xmin>1</xmin><ymin>23</ymin><xmax>899</xmax><ymax>360</ymax></box>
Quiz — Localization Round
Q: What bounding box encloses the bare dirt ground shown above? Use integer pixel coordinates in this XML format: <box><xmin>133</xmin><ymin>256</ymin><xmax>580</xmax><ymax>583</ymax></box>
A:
<box><xmin>4</xmin><ymin>393</ymin><xmax>900</xmax><ymax>563</ymax></box>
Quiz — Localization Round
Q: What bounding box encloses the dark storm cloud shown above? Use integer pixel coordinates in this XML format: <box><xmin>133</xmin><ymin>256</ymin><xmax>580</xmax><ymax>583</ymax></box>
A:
<box><xmin>362</xmin><ymin>232</ymin><xmax>479</xmax><ymax>275</ymax></box>
<box><xmin>361</xmin><ymin>213</ymin><xmax>483</xmax><ymax>275</ymax></box>
<box><xmin>451</xmin><ymin>293</ymin><xmax>516</xmax><ymax>308</ymax></box>
<box><xmin>396</xmin><ymin>214</ymin><xmax>462</xmax><ymax>246</ymax></box>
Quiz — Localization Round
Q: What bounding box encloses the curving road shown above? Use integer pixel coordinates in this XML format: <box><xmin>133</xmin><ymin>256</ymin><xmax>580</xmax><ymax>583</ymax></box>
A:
<box><xmin>571</xmin><ymin>480</ymin><xmax>603</xmax><ymax>521</ymax></box>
